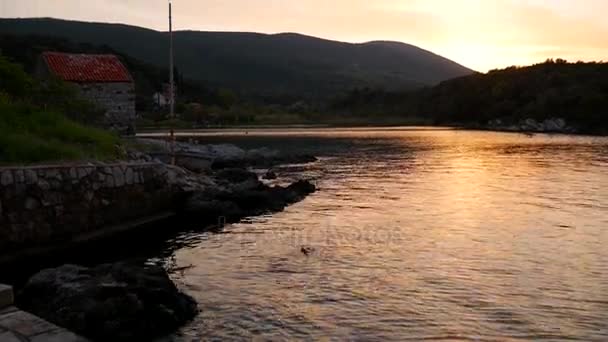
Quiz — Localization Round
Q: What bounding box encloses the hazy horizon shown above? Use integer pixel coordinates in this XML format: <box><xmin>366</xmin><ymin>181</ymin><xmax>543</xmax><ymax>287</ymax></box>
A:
<box><xmin>2</xmin><ymin>0</ymin><xmax>608</xmax><ymax>72</ymax></box>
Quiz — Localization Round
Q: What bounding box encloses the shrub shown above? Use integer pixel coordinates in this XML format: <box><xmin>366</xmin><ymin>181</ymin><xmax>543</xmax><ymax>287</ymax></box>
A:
<box><xmin>0</xmin><ymin>102</ymin><xmax>120</xmax><ymax>163</ymax></box>
<box><xmin>33</xmin><ymin>78</ymin><xmax>106</xmax><ymax>125</ymax></box>
<box><xmin>0</xmin><ymin>56</ymin><xmax>120</xmax><ymax>164</ymax></box>
<box><xmin>0</xmin><ymin>55</ymin><xmax>33</xmax><ymax>97</ymax></box>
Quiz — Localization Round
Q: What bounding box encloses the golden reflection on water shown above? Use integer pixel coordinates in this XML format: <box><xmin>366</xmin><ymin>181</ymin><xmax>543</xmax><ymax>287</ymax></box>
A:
<box><xmin>164</xmin><ymin>129</ymin><xmax>608</xmax><ymax>341</ymax></box>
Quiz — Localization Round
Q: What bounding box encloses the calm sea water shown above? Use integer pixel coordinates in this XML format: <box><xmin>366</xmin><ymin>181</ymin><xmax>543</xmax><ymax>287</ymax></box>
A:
<box><xmin>160</xmin><ymin>128</ymin><xmax>608</xmax><ymax>341</ymax></box>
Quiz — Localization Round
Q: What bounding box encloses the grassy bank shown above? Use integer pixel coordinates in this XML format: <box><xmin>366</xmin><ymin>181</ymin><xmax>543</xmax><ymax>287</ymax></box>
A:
<box><xmin>0</xmin><ymin>55</ymin><xmax>121</xmax><ymax>164</ymax></box>
<box><xmin>0</xmin><ymin>103</ymin><xmax>120</xmax><ymax>164</ymax></box>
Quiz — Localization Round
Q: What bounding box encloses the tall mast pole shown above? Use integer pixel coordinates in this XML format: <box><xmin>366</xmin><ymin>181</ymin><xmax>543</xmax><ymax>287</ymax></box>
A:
<box><xmin>169</xmin><ymin>0</ymin><xmax>176</xmax><ymax>165</ymax></box>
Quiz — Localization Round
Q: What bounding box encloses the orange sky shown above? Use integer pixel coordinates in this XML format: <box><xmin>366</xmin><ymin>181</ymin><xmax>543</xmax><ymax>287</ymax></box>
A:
<box><xmin>2</xmin><ymin>0</ymin><xmax>608</xmax><ymax>71</ymax></box>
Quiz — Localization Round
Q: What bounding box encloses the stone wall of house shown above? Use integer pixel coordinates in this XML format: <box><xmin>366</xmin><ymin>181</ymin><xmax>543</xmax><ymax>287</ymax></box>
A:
<box><xmin>77</xmin><ymin>82</ymin><xmax>136</xmax><ymax>135</ymax></box>
<box><xmin>0</xmin><ymin>163</ymin><xmax>177</xmax><ymax>255</ymax></box>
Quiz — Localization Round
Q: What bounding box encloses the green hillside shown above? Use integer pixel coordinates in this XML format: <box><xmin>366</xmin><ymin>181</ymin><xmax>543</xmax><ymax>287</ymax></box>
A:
<box><xmin>0</xmin><ymin>55</ymin><xmax>120</xmax><ymax>163</ymax></box>
<box><xmin>0</xmin><ymin>18</ymin><xmax>473</xmax><ymax>99</ymax></box>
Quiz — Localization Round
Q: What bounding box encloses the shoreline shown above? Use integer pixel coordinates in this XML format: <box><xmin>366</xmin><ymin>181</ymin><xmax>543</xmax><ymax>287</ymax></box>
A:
<box><xmin>456</xmin><ymin>125</ymin><xmax>608</xmax><ymax>138</ymax></box>
<box><xmin>2</xmin><ymin>128</ymin><xmax>605</xmax><ymax>341</ymax></box>
<box><xmin>0</xmin><ymin>140</ymin><xmax>319</xmax><ymax>341</ymax></box>
<box><xmin>136</xmin><ymin>125</ymin><xmax>457</xmax><ymax>138</ymax></box>
<box><xmin>0</xmin><ymin>142</ymin><xmax>317</xmax><ymax>265</ymax></box>
<box><xmin>136</xmin><ymin>124</ymin><xmax>608</xmax><ymax>138</ymax></box>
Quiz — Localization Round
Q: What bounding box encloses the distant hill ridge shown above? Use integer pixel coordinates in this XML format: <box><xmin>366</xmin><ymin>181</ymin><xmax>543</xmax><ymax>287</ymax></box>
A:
<box><xmin>0</xmin><ymin>17</ymin><xmax>474</xmax><ymax>98</ymax></box>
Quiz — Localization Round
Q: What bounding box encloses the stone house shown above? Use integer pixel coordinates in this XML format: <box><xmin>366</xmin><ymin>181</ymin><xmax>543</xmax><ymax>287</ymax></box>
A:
<box><xmin>38</xmin><ymin>52</ymin><xmax>136</xmax><ymax>135</ymax></box>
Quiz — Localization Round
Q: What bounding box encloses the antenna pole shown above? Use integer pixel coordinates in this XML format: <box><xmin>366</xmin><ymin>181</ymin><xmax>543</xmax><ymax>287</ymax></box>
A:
<box><xmin>169</xmin><ymin>0</ymin><xmax>176</xmax><ymax>165</ymax></box>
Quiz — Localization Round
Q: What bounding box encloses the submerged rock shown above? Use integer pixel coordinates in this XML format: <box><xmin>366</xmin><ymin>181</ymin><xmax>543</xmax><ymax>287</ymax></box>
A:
<box><xmin>18</xmin><ymin>262</ymin><xmax>198</xmax><ymax>342</ymax></box>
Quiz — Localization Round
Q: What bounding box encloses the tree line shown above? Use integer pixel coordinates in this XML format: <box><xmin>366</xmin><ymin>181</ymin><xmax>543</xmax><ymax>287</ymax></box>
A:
<box><xmin>331</xmin><ymin>60</ymin><xmax>608</xmax><ymax>133</ymax></box>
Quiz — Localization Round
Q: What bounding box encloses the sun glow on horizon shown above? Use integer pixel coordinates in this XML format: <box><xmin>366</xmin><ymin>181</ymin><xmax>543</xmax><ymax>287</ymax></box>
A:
<box><xmin>2</xmin><ymin>0</ymin><xmax>608</xmax><ymax>72</ymax></box>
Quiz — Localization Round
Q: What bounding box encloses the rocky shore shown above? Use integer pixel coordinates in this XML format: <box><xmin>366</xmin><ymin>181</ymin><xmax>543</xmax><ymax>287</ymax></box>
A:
<box><xmin>140</xmin><ymin>140</ymin><xmax>319</xmax><ymax>225</ymax></box>
<box><xmin>483</xmin><ymin>117</ymin><xmax>577</xmax><ymax>134</ymax></box>
<box><xmin>18</xmin><ymin>263</ymin><xmax>198</xmax><ymax>342</ymax></box>
<box><xmin>135</xmin><ymin>138</ymin><xmax>318</xmax><ymax>172</ymax></box>
<box><xmin>9</xmin><ymin>140</ymin><xmax>318</xmax><ymax>341</ymax></box>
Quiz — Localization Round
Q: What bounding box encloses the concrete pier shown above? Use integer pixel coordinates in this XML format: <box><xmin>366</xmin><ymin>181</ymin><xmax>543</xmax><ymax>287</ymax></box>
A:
<box><xmin>0</xmin><ymin>285</ymin><xmax>87</xmax><ymax>342</ymax></box>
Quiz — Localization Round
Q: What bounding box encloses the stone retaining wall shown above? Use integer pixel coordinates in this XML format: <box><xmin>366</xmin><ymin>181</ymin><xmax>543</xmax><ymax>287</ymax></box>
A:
<box><xmin>0</xmin><ymin>163</ymin><xmax>175</xmax><ymax>255</ymax></box>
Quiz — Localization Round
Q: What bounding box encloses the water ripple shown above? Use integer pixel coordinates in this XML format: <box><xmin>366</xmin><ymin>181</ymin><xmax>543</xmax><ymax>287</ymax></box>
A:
<box><xmin>163</xmin><ymin>129</ymin><xmax>608</xmax><ymax>341</ymax></box>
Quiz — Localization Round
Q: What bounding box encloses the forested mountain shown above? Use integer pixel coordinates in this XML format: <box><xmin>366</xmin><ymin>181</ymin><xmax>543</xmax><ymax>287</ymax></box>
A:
<box><xmin>0</xmin><ymin>18</ymin><xmax>473</xmax><ymax>99</ymax></box>
<box><xmin>332</xmin><ymin>60</ymin><xmax>608</xmax><ymax>133</ymax></box>
<box><xmin>4</xmin><ymin>18</ymin><xmax>602</xmax><ymax>132</ymax></box>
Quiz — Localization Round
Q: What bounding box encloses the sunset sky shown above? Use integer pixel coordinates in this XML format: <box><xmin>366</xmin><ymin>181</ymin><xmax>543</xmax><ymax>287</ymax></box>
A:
<box><xmin>2</xmin><ymin>0</ymin><xmax>607</xmax><ymax>71</ymax></box>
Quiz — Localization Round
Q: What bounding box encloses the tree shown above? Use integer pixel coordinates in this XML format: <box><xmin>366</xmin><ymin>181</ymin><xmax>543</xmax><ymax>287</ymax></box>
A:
<box><xmin>218</xmin><ymin>88</ymin><xmax>237</xmax><ymax>109</ymax></box>
<box><xmin>0</xmin><ymin>54</ymin><xmax>33</xmax><ymax>98</ymax></box>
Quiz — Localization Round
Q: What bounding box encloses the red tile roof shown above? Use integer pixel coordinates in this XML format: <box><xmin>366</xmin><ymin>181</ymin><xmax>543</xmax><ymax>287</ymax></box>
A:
<box><xmin>42</xmin><ymin>52</ymin><xmax>133</xmax><ymax>83</ymax></box>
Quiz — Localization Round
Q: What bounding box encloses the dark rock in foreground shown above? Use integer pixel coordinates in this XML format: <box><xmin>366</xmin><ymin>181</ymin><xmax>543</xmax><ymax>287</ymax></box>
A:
<box><xmin>18</xmin><ymin>262</ymin><xmax>198</xmax><ymax>342</ymax></box>
<box><xmin>215</xmin><ymin>167</ymin><xmax>260</xmax><ymax>184</ymax></box>
<box><xmin>185</xmin><ymin>169</ymin><xmax>316</xmax><ymax>223</ymax></box>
